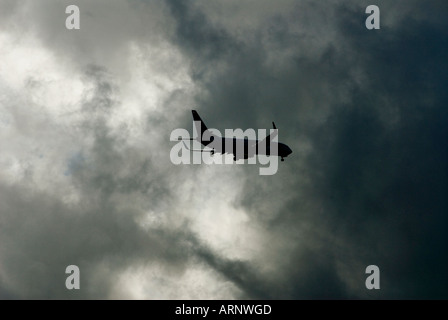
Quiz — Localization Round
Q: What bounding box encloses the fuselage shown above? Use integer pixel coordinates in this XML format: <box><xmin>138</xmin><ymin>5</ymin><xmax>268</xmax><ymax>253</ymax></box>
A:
<box><xmin>191</xmin><ymin>109</ymin><xmax>292</xmax><ymax>161</ymax></box>
<box><xmin>199</xmin><ymin>135</ymin><xmax>292</xmax><ymax>160</ymax></box>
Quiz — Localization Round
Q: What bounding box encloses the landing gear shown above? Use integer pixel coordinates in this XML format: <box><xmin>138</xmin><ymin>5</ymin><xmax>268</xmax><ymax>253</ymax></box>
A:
<box><xmin>281</xmin><ymin>157</ymin><xmax>285</xmax><ymax>162</ymax></box>
<box><xmin>211</xmin><ymin>149</ymin><xmax>215</xmax><ymax>156</ymax></box>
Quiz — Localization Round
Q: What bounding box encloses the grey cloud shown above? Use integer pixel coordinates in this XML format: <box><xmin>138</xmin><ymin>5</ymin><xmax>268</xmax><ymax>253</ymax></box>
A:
<box><xmin>0</xmin><ymin>0</ymin><xmax>446</xmax><ymax>299</ymax></box>
<box><xmin>164</xmin><ymin>0</ymin><xmax>447</xmax><ymax>299</ymax></box>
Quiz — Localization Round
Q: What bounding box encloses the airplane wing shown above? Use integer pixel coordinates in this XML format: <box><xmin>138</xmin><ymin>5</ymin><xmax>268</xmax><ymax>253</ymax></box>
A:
<box><xmin>182</xmin><ymin>141</ymin><xmax>214</xmax><ymax>154</ymax></box>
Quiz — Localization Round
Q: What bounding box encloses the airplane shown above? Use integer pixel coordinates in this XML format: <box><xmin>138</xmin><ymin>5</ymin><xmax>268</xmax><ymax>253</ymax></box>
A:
<box><xmin>182</xmin><ymin>110</ymin><xmax>292</xmax><ymax>162</ymax></box>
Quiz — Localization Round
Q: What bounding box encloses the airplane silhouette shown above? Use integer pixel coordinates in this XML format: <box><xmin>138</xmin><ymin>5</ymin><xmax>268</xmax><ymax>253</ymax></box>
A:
<box><xmin>182</xmin><ymin>110</ymin><xmax>292</xmax><ymax>162</ymax></box>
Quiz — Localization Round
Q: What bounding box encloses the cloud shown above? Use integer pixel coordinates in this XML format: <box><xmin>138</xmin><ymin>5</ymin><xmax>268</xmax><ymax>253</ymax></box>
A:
<box><xmin>0</xmin><ymin>0</ymin><xmax>446</xmax><ymax>299</ymax></box>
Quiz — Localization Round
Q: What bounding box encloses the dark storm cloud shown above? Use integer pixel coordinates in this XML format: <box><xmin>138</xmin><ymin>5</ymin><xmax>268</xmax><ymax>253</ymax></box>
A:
<box><xmin>164</xmin><ymin>0</ymin><xmax>448</xmax><ymax>298</ymax></box>
<box><xmin>0</xmin><ymin>0</ymin><xmax>446</xmax><ymax>299</ymax></box>
<box><xmin>166</xmin><ymin>0</ymin><xmax>362</xmax><ymax>134</ymax></box>
<box><xmin>315</xmin><ymin>6</ymin><xmax>448</xmax><ymax>298</ymax></box>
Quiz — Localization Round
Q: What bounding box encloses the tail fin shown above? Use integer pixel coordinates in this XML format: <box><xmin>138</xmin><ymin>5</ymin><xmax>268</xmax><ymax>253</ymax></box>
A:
<box><xmin>192</xmin><ymin>110</ymin><xmax>212</xmax><ymax>145</ymax></box>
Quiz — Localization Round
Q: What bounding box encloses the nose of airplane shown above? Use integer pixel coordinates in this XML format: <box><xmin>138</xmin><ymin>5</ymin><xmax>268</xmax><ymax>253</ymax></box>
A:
<box><xmin>279</xmin><ymin>143</ymin><xmax>292</xmax><ymax>157</ymax></box>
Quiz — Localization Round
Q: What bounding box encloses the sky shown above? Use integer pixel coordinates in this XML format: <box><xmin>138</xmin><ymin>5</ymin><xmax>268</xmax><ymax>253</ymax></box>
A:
<box><xmin>0</xmin><ymin>0</ymin><xmax>447</xmax><ymax>299</ymax></box>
